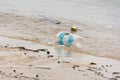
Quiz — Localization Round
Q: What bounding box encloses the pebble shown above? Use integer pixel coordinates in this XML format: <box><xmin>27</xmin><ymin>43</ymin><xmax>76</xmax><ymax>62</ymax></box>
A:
<box><xmin>97</xmin><ymin>72</ymin><xmax>101</xmax><ymax>75</ymax></box>
<box><xmin>47</xmin><ymin>51</ymin><xmax>50</xmax><ymax>54</ymax></box>
<box><xmin>101</xmin><ymin>74</ymin><xmax>104</xmax><ymax>77</ymax></box>
<box><xmin>102</xmin><ymin>65</ymin><xmax>104</xmax><ymax>68</ymax></box>
<box><xmin>10</xmin><ymin>66</ymin><xmax>12</xmax><ymax>68</ymax></box>
<box><xmin>36</xmin><ymin>75</ymin><xmax>39</xmax><ymax>77</ymax></box>
<box><xmin>98</xmin><ymin>68</ymin><xmax>101</xmax><ymax>70</ymax></box>
<box><xmin>72</xmin><ymin>66</ymin><xmax>75</xmax><ymax>69</ymax></box>
<box><xmin>72</xmin><ymin>65</ymin><xmax>79</xmax><ymax>70</ymax></box>
<box><xmin>5</xmin><ymin>46</ymin><xmax>7</xmax><ymax>48</ymax></box>
<box><xmin>14</xmin><ymin>76</ymin><xmax>18</xmax><ymax>78</ymax></box>
<box><xmin>83</xmin><ymin>74</ymin><xmax>86</xmax><ymax>76</ymax></box>
<box><xmin>106</xmin><ymin>65</ymin><xmax>108</xmax><ymax>67</ymax></box>
<box><xmin>110</xmin><ymin>65</ymin><xmax>112</xmax><ymax>67</ymax></box>
<box><xmin>105</xmin><ymin>69</ymin><xmax>108</xmax><ymax>72</ymax></box>
<box><xmin>24</xmin><ymin>53</ymin><xmax>27</xmax><ymax>55</ymax></box>
<box><xmin>48</xmin><ymin>42</ymin><xmax>53</xmax><ymax>46</ymax></box>
<box><xmin>57</xmin><ymin>61</ymin><xmax>60</xmax><ymax>63</ymax></box>
<box><xmin>13</xmin><ymin>70</ymin><xmax>16</xmax><ymax>73</ymax></box>
<box><xmin>89</xmin><ymin>62</ymin><xmax>96</xmax><ymax>65</ymax></box>
<box><xmin>21</xmin><ymin>73</ymin><xmax>23</xmax><ymax>75</ymax></box>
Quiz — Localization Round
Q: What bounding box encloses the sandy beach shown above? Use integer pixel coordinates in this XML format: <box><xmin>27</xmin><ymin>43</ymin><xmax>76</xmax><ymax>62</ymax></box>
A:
<box><xmin>0</xmin><ymin>12</ymin><xmax>119</xmax><ymax>80</ymax></box>
<box><xmin>0</xmin><ymin>0</ymin><xmax>120</xmax><ymax>80</ymax></box>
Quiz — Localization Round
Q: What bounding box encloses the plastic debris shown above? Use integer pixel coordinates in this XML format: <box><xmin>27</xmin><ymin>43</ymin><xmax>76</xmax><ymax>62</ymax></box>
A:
<box><xmin>37</xmin><ymin>49</ymin><xmax>48</xmax><ymax>52</ymax></box>
<box><xmin>24</xmin><ymin>53</ymin><xmax>27</xmax><ymax>55</ymax></box>
<box><xmin>58</xmin><ymin>32</ymin><xmax>74</xmax><ymax>46</ymax></box>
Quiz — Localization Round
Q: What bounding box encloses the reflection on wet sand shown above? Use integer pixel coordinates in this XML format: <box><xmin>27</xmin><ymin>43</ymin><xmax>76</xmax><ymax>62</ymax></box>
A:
<box><xmin>56</xmin><ymin>46</ymin><xmax>72</xmax><ymax>62</ymax></box>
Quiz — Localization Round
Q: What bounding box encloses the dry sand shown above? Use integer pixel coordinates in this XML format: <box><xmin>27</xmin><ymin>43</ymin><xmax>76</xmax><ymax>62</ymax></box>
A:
<box><xmin>0</xmin><ymin>12</ymin><xmax>120</xmax><ymax>80</ymax></box>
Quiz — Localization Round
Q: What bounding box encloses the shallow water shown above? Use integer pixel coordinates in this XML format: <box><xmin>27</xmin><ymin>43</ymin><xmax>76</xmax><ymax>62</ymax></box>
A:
<box><xmin>0</xmin><ymin>0</ymin><xmax>120</xmax><ymax>27</ymax></box>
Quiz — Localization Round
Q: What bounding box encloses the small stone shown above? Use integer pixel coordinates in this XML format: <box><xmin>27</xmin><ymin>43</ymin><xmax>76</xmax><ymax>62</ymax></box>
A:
<box><xmin>89</xmin><ymin>62</ymin><xmax>96</xmax><ymax>65</ymax></box>
<box><xmin>47</xmin><ymin>51</ymin><xmax>50</xmax><ymax>54</ymax></box>
<box><xmin>24</xmin><ymin>53</ymin><xmax>27</xmax><ymax>55</ymax></box>
<box><xmin>5</xmin><ymin>46</ymin><xmax>7</xmax><ymax>48</ymax></box>
<box><xmin>102</xmin><ymin>65</ymin><xmax>104</xmax><ymax>68</ymax></box>
<box><xmin>14</xmin><ymin>76</ymin><xmax>18</xmax><ymax>78</ymax></box>
<box><xmin>98</xmin><ymin>68</ymin><xmax>101</xmax><ymax>70</ymax></box>
<box><xmin>106</xmin><ymin>65</ymin><xmax>108</xmax><ymax>67</ymax></box>
<box><xmin>72</xmin><ymin>65</ymin><xmax>79</xmax><ymax>70</ymax></box>
<box><xmin>13</xmin><ymin>70</ymin><xmax>16</xmax><ymax>73</ymax></box>
<box><xmin>48</xmin><ymin>42</ymin><xmax>53</xmax><ymax>46</ymax></box>
<box><xmin>101</xmin><ymin>74</ymin><xmax>103</xmax><ymax>77</ymax></box>
<box><xmin>9</xmin><ymin>73</ymin><xmax>12</xmax><ymax>76</ymax></box>
<box><xmin>0</xmin><ymin>71</ymin><xmax>2</xmax><ymax>73</ymax></box>
<box><xmin>110</xmin><ymin>65</ymin><xmax>112</xmax><ymax>67</ymax></box>
<box><xmin>83</xmin><ymin>74</ymin><xmax>85</xmax><ymax>76</ymax></box>
<box><xmin>36</xmin><ymin>75</ymin><xmax>39</xmax><ymax>77</ymax></box>
<box><xmin>58</xmin><ymin>61</ymin><xmax>60</xmax><ymax>63</ymax></box>
<box><xmin>105</xmin><ymin>70</ymin><xmax>108</xmax><ymax>72</ymax></box>
<box><xmin>10</xmin><ymin>66</ymin><xmax>12</xmax><ymax>68</ymax></box>
<box><xmin>96</xmin><ymin>72</ymin><xmax>101</xmax><ymax>75</ymax></box>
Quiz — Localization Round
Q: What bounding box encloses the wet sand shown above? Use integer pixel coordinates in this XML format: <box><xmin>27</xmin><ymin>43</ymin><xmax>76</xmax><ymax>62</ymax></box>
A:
<box><xmin>0</xmin><ymin>12</ymin><xmax>120</xmax><ymax>59</ymax></box>
<box><xmin>0</xmin><ymin>33</ymin><xmax>120</xmax><ymax>80</ymax></box>
<box><xmin>0</xmin><ymin>12</ymin><xmax>120</xmax><ymax>80</ymax></box>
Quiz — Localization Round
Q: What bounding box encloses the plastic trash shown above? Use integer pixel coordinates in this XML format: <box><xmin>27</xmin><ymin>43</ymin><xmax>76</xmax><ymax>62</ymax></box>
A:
<box><xmin>58</xmin><ymin>32</ymin><xmax>74</xmax><ymax>46</ymax></box>
<box><xmin>58</xmin><ymin>32</ymin><xmax>65</xmax><ymax>45</ymax></box>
